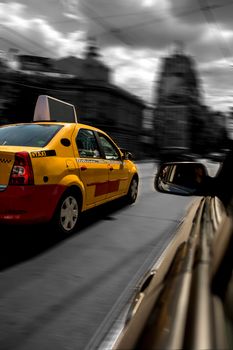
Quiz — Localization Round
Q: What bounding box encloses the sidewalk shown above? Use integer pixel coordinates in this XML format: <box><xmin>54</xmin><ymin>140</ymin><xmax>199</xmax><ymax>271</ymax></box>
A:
<box><xmin>135</xmin><ymin>158</ymin><xmax>158</xmax><ymax>164</ymax></box>
<box><xmin>135</xmin><ymin>160</ymin><xmax>157</xmax><ymax>179</ymax></box>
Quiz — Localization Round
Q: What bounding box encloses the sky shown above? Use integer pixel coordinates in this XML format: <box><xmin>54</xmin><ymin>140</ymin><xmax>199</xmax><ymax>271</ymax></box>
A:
<box><xmin>0</xmin><ymin>0</ymin><xmax>233</xmax><ymax>112</ymax></box>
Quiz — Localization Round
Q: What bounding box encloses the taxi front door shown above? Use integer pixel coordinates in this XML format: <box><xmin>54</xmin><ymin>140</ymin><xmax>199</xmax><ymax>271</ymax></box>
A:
<box><xmin>75</xmin><ymin>128</ymin><xmax>109</xmax><ymax>207</ymax></box>
<box><xmin>97</xmin><ymin>133</ymin><xmax>129</xmax><ymax>199</ymax></box>
<box><xmin>107</xmin><ymin>159</ymin><xmax>129</xmax><ymax>199</ymax></box>
<box><xmin>78</xmin><ymin>159</ymin><xmax>109</xmax><ymax>206</ymax></box>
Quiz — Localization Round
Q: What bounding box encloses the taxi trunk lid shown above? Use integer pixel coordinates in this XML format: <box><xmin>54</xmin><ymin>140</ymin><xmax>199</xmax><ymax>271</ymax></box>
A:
<box><xmin>0</xmin><ymin>150</ymin><xmax>15</xmax><ymax>188</ymax></box>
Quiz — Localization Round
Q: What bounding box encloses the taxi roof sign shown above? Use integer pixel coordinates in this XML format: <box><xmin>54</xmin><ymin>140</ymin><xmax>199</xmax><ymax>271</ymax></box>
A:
<box><xmin>33</xmin><ymin>95</ymin><xmax>78</xmax><ymax>123</ymax></box>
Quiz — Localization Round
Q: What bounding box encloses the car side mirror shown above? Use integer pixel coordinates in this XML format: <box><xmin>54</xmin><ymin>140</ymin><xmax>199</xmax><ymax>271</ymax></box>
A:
<box><xmin>155</xmin><ymin>162</ymin><xmax>208</xmax><ymax>196</ymax></box>
<box><xmin>121</xmin><ymin>148</ymin><xmax>133</xmax><ymax>160</ymax></box>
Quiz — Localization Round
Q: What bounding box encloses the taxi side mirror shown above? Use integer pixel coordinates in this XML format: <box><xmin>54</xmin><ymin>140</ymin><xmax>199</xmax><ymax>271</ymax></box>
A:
<box><xmin>121</xmin><ymin>149</ymin><xmax>133</xmax><ymax>160</ymax></box>
<box><xmin>155</xmin><ymin>162</ymin><xmax>208</xmax><ymax>196</ymax></box>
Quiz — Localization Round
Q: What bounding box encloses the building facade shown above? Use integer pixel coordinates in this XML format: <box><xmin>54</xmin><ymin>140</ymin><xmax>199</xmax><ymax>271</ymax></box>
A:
<box><xmin>153</xmin><ymin>45</ymin><xmax>204</xmax><ymax>158</ymax></box>
<box><xmin>0</xmin><ymin>42</ymin><xmax>145</xmax><ymax>158</ymax></box>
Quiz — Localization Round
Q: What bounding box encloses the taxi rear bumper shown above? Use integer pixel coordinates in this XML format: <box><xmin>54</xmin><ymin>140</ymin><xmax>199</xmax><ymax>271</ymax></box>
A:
<box><xmin>0</xmin><ymin>184</ymin><xmax>67</xmax><ymax>224</ymax></box>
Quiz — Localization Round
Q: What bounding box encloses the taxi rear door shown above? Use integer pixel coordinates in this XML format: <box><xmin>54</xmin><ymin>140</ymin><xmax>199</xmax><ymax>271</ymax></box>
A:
<box><xmin>75</xmin><ymin>128</ymin><xmax>109</xmax><ymax>207</ymax></box>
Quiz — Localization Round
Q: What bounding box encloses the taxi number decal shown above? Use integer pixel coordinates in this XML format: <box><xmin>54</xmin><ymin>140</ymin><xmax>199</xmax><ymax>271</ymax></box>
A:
<box><xmin>76</xmin><ymin>159</ymin><xmax>121</xmax><ymax>164</ymax></box>
<box><xmin>31</xmin><ymin>150</ymin><xmax>56</xmax><ymax>158</ymax></box>
<box><xmin>77</xmin><ymin>158</ymin><xmax>106</xmax><ymax>163</ymax></box>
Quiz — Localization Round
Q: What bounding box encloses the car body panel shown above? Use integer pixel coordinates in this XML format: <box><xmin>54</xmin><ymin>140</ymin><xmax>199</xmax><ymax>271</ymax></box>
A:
<box><xmin>106</xmin><ymin>160</ymin><xmax>130</xmax><ymax>199</ymax></box>
<box><xmin>100</xmin><ymin>196</ymin><xmax>231</xmax><ymax>350</ymax></box>
<box><xmin>76</xmin><ymin>158</ymin><xmax>110</xmax><ymax>206</ymax></box>
<box><xmin>0</xmin><ymin>184</ymin><xmax>67</xmax><ymax>223</ymax></box>
<box><xmin>0</xmin><ymin>150</ymin><xmax>15</xmax><ymax>186</ymax></box>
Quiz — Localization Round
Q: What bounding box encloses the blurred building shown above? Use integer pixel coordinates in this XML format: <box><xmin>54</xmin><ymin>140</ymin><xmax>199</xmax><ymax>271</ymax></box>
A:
<box><xmin>227</xmin><ymin>107</ymin><xmax>233</xmax><ymax>140</ymax></box>
<box><xmin>140</xmin><ymin>104</ymin><xmax>155</xmax><ymax>158</ymax></box>
<box><xmin>204</xmin><ymin>107</ymin><xmax>229</xmax><ymax>152</ymax></box>
<box><xmin>153</xmin><ymin>43</ymin><xmax>204</xmax><ymax>159</ymax></box>
<box><xmin>18</xmin><ymin>55</ymin><xmax>54</xmax><ymax>72</ymax></box>
<box><xmin>0</xmin><ymin>40</ymin><xmax>145</xmax><ymax>158</ymax></box>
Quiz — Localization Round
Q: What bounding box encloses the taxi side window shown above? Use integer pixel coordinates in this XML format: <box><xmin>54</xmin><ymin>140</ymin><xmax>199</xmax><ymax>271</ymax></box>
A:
<box><xmin>76</xmin><ymin>129</ymin><xmax>100</xmax><ymax>158</ymax></box>
<box><xmin>98</xmin><ymin>133</ymin><xmax>120</xmax><ymax>160</ymax></box>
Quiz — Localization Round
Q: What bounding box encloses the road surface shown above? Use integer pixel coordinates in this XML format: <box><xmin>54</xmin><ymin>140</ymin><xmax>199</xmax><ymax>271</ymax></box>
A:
<box><xmin>0</xmin><ymin>162</ymin><xmax>196</xmax><ymax>350</ymax></box>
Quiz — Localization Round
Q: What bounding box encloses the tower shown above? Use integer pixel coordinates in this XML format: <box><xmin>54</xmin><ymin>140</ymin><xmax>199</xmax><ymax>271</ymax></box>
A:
<box><xmin>154</xmin><ymin>45</ymin><xmax>203</xmax><ymax>159</ymax></box>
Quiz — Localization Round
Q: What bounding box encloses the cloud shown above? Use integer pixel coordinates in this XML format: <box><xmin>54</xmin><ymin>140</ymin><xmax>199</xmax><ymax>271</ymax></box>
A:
<box><xmin>0</xmin><ymin>0</ymin><xmax>232</xmax><ymax>110</ymax></box>
<box><xmin>0</xmin><ymin>2</ymin><xmax>29</xmax><ymax>29</ymax></box>
<box><xmin>0</xmin><ymin>1</ymin><xmax>87</xmax><ymax>57</ymax></box>
<box><xmin>199</xmin><ymin>59</ymin><xmax>233</xmax><ymax>111</ymax></box>
<box><xmin>102</xmin><ymin>46</ymin><xmax>160</xmax><ymax>102</ymax></box>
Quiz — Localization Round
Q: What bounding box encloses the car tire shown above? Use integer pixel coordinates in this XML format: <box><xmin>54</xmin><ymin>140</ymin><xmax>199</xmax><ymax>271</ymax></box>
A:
<box><xmin>126</xmin><ymin>176</ymin><xmax>138</xmax><ymax>204</ymax></box>
<box><xmin>53</xmin><ymin>190</ymin><xmax>81</xmax><ymax>235</ymax></box>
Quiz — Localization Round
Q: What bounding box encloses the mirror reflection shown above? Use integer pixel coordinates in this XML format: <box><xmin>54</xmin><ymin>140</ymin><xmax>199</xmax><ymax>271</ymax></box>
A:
<box><xmin>155</xmin><ymin>162</ymin><xmax>208</xmax><ymax>196</ymax></box>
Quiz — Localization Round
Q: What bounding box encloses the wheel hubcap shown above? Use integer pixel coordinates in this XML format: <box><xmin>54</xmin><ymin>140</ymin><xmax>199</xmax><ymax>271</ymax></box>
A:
<box><xmin>60</xmin><ymin>196</ymin><xmax>78</xmax><ymax>232</ymax></box>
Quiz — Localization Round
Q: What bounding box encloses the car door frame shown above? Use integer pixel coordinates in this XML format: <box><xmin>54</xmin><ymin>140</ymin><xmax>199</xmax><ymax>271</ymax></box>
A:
<box><xmin>94</xmin><ymin>131</ymin><xmax>130</xmax><ymax>199</ymax></box>
<box><xmin>74</xmin><ymin>127</ymin><xmax>109</xmax><ymax>208</ymax></box>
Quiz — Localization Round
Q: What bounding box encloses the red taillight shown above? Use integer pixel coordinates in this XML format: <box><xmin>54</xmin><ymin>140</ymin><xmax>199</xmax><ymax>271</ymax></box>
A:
<box><xmin>9</xmin><ymin>152</ymin><xmax>34</xmax><ymax>185</ymax></box>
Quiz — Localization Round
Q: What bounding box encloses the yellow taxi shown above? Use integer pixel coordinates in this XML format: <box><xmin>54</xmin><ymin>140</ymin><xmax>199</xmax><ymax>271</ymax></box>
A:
<box><xmin>0</xmin><ymin>95</ymin><xmax>139</xmax><ymax>234</ymax></box>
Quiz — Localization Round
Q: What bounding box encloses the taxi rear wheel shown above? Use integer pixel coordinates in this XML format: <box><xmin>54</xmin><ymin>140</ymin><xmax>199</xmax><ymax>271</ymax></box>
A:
<box><xmin>54</xmin><ymin>190</ymin><xmax>81</xmax><ymax>234</ymax></box>
<box><xmin>126</xmin><ymin>176</ymin><xmax>138</xmax><ymax>204</ymax></box>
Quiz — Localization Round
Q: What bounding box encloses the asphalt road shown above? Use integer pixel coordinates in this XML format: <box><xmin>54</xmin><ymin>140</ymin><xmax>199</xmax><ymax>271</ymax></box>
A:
<box><xmin>0</xmin><ymin>162</ymin><xmax>195</xmax><ymax>350</ymax></box>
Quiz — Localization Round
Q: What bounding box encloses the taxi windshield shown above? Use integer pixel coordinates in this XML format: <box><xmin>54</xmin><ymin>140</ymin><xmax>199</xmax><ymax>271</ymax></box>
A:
<box><xmin>0</xmin><ymin>124</ymin><xmax>63</xmax><ymax>147</ymax></box>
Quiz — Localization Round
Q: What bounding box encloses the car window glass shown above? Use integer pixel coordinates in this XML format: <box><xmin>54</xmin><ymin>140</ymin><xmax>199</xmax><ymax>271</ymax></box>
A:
<box><xmin>76</xmin><ymin>129</ymin><xmax>100</xmax><ymax>158</ymax></box>
<box><xmin>98</xmin><ymin>133</ymin><xmax>120</xmax><ymax>160</ymax></box>
<box><xmin>0</xmin><ymin>124</ymin><xmax>63</xmax><ymax>147</ymax></box>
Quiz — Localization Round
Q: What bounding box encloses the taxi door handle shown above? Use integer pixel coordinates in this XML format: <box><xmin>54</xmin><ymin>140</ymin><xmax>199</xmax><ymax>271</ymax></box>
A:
<box><xmin>80</xmin><ymin>165</ymin><xmax>87</xmax><ymax>171</ymax></box>
<box><xmin>109</xmin><ymin>166</ymin><xmax>114</xmax><ymax>171</ymax></box>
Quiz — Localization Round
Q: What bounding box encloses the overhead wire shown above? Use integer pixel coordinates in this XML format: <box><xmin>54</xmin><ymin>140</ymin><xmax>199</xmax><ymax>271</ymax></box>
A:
<box><xmin>86</xmin><ymin>1</ymin><xmax>233</xmax><ymax>37</ymax></box>
<box><xmin>1</xmin><ymin>1</ymin><xmax>233</xmax><ymax>56</ymax></box>
<box><xmin>1</xmin><ymin>1</ymin><xmax>232</xmax><ymax>95</ymax></box>
<box><xmin>78</xmin><ymin>0</ymin><xmax>133</xmax><ymax>46</ymax></box>
<box><xmin>0</xmin><ymin>24</ymin><xmax>58</xmax><ymax>58</ymax></box>
<box><xmin>197</xmin><ymin>0</ymin><xmax>233</xmax><ymax>64</ymax></box>
<box><xmin>0</xmin><ymin>36</ymin><xmax>38</xmax><ymax>56</ymax></box>
<box><xmin>54</xmin><ymin>0</ymin><xmax>233</xmax><ymax>23</ymax></box>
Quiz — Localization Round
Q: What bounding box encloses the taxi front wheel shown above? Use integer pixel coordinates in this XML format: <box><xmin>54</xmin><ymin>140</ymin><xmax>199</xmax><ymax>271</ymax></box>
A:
<box><xmin>126</xmin><ymin>177</ymin><xmax>138</xmax><ymax>204</ymax></box>
<box><xmin>54</xmin><ymin>190</ymin><xmax>81</xmax><ymax>234</ymax></box>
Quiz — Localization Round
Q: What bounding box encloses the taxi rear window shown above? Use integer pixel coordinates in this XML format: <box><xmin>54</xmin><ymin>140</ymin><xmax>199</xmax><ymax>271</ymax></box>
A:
<box><xmin>0</xmin><ymin>124</ymin><xmax>63</xmax><ymax>147</ymax></box>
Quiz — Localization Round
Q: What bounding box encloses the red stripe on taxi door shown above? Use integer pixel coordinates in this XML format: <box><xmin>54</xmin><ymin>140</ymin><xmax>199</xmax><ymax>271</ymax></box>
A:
<box><xmin>95</xmin><ymin>182</ymin><xmax>108</xmax><ymax>196</ymax></box>
<box><xmin>108</xmin><ymin>180</ymin><xmax>120</xmax><ymax>193</ymax></box>
<box><xmin>88</xmin><ymin>180</ymin><xmax>120</xmax><ymax>197</ymax></box>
